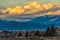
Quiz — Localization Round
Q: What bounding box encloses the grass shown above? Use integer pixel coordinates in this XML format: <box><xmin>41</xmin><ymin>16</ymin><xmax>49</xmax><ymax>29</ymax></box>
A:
<box><xmin>0</xmin><ymin>37</ymin><xmax>59</xmax><ymax>40</ymax></box>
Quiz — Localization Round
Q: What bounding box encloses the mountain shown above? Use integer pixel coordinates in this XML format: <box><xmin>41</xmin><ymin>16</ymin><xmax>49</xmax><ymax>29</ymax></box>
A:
<box><xmin>0</xmin><ymin>15</ymin><xmax>60</xmax><ymax>31</ymax></box>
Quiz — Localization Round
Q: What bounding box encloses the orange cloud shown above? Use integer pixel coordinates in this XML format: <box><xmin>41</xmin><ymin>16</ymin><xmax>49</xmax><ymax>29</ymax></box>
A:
<box><xmin>23</xmin><ymin>1</ymin><xmax>55</xmax><ymax>14</ymax></box>
<box><xmin>24</xmin><ymin>1</ymin><xmax>43</xmax><ymax>11</ymax></box>
<box><xmin>6</xmin><ymin>6</ymin><xmax>25</xmax><ymax>15</ymax></box>
<box><xmin>43</xmin><ymin>3</ymin><xmax>54</xmax><ymax>10</ymax></box>
<box><xmin>24</xmin><ymin>1</ymin><xmax>54</xmax><ymax>11</ymax></box>
<box><xmin>0</xmin><ymin>1</ymin><xmax>60</xmax><ymax>15</ymax></box>
<box><xmin>47</xmin><ymin>10</ymin><xmax>60</xmax><ymax>15</ymax></box>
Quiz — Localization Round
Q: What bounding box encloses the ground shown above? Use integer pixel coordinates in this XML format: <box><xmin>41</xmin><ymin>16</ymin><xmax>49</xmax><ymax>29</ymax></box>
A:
<box><xmin>0</xmin><ymin>37</ymin><xmax>59</xmax><ymax>40</ymax></box>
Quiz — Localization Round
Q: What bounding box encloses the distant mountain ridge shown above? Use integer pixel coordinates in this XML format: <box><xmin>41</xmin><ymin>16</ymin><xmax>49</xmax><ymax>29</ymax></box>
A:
<box><xmin>0</xmin><ymin>15</ymin><xmax>60</xmax><ymax>31</ymax></box>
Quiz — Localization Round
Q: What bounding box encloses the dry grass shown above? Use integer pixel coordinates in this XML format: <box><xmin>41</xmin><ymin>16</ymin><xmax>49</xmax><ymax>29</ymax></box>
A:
<box><xmin>0</xmin><ymin>37</ymin><xmax>59</xmax><ymax>40</ymax></box>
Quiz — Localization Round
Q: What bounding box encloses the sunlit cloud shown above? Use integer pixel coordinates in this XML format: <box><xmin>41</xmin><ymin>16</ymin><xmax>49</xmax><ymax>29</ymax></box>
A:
<box><xmin>6</xmin><ymin>6</ymin><xmax>25</xmax><ymax>15</ymax></box>
<box><xmin>0</xmin><ymin>1</ymin><xmax>56</xmax><ymax>15</ymax></box>
<box><xmin>0</xmin><ymin>1</ymin><xmax>60</xmax><ymax>22</ymax></box>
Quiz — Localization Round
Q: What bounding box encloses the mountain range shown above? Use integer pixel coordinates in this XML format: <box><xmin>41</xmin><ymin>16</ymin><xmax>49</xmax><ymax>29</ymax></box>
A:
<box><xmin>0</xmin><ymin>15</ymin><xmax>60</xmax><ymax>31</ymax></box>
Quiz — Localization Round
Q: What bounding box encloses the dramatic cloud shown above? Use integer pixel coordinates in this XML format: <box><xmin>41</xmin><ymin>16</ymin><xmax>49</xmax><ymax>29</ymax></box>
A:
<box><xmin>6</xmin><ymin>6</ymin><xmax>25</xmax><ymax>15</ymax></box>
<box><xmin>0</xmin><ymin>1</ymin><xmax>56</xmax><ymax>15</ymax></box>
<box><xmin>0</xmin><ymin>1</ymin><xmax>60</xmax><ymax>22</ymax></box>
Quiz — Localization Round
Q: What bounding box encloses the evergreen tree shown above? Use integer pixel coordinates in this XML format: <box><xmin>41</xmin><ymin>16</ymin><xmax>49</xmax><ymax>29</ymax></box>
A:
<box><xmin>49</xmin><ymin>25</ymin><xmax>57</xmax><ymax>36</ymax></box>
<box><xmin>45</xmin><ymin>25</ymin><xmax>57</xmax><ymax>37</ymax></box>
<box><xmin>25</xmin><ymin>31</ymin><xmax>28</xmax><ymax>38</ymax></box>
<box><xmin>44</xmin><ymin>27</ymin><xmax>50</xmax><ymax>36</ymax></box>
<box><xmin>34</xmin><ymin>31</ymin><xmax>40</xmax><ymax>36</ymax></box>
<box><xmin>18</xmin><ymin>32</ymin><xmax>22</xmax><ymax>37</ymax></box>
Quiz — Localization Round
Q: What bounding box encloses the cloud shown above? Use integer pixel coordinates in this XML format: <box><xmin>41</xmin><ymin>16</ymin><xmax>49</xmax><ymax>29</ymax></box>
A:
<box><xmin>24</xmin><ymin>1</ymin><xmax>55</xmax><ymax>14</ymax></box>
<box><xmin>0</xmin><ymin>1</ymin><xmax>60</xmax><ymax>22</ymax></box>
<box><xmin>6</xmin><ymin>6</ymin><xmax>25</xmax><ymax>15</ymax></box>
<box><xmin>0</xmin><ymin>1</ymin><xmax>55</xmax><ymax>15</ymax></box>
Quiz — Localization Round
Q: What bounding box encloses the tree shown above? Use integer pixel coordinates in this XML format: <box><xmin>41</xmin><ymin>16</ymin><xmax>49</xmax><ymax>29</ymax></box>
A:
<box><xmin>34</xmin><ymin>31</ymin><xmax>40</xmax><ymax>37</ymax></box>
<box><xmin>44</xmin><ymin>27</ymin><xmax>50</xmax><ymax>36</ymax></box>
<box><xmin>44</xmin><ymin>25</ymin><xmax>57</xmax><ymax>37</ymax></box>
<box><xmin>17</xmin><ymin>32</ymin><xmax>23</xmax><ymax>40</ymax></box>
<box><xmin>25</xmin><ymin>31</ymin><xmax>28</xmax><ymax>38</ymax></box>
<box><xmin>18</xmin><ymin>32</ymin><xmax>22</xmax><ymax>37</ymax></box>
<box><xmin>50</xmin><ymin>25</ymin><xmax>57</xmax><ymax>36</ymax></box>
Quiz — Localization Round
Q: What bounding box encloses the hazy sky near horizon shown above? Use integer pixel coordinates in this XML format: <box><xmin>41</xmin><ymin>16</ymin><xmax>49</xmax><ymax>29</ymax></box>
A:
<box><xmin>0</xmin><ymin>0</ymin><xmax>60</xmax><ymax>7</ymax></box>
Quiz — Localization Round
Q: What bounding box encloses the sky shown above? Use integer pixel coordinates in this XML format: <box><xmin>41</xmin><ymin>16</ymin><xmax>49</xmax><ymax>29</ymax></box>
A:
<box><xmin>0</xmin><ymin>0</ymin><xmax>60</xmax><ymax>7</ymax></box>
<box><xmin>0</xmin><ymin>0</ymin><xmax>60</xmax><ymax>22</ymax></box>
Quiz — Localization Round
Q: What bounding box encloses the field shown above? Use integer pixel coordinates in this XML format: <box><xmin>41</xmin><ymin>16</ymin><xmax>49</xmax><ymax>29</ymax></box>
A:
<box><xmin>0</xmin><ymin>37</ymin><xmax>60</xmax><ymax>40</ymax></box>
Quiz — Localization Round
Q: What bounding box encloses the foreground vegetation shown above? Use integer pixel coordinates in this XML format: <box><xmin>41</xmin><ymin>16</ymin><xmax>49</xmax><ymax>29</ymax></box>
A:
<box><xmin>0</xmin><ymin>25</ymin><xmax>59</xmax><ymax>40</ymax></box>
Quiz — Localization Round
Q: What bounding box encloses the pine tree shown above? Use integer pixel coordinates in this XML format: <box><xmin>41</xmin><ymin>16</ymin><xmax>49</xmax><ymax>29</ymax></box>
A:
<box><xmin>44</xmin><ymin>27</ymin><xmax>50</xmax><ymax>36</ymax></box>
<box><xmin>45</xmin><ymin>25</ymin><xmax>57</xmax><ymax>37</ymax></box>
<box><xmin>25</xmin><ymin>31</ymin><xmax>28</xmax><ymax>38</ymax></box>
<box><xmin>49</xmin><ymin>25</ymin><xmax>57</xmax><ymax>36</ymax></box>
<box><xmin>18</xmin><ymin>32</ymin><xmax>22</xmax><ymax>37</ymax></box>
<box><xmin>34</xmin><ymin>31</ymin><xmax>40</xmax><ymax>36</ymax></box>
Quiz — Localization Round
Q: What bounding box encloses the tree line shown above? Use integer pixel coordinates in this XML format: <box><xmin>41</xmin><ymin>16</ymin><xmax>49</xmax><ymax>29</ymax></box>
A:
<box><xmin>0</xmin><ymin>25</ymin><xmax>57</xmax><ymax>38</ymax></box>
